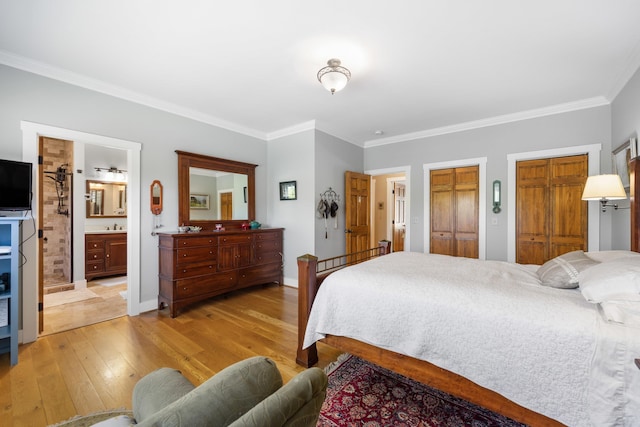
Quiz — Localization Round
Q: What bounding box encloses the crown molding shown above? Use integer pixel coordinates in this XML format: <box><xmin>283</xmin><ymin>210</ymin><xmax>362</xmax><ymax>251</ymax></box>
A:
<box><xmin>0</xmin><ymin>50</ymin><xmax>267</xmax><ymax>141</ymax></box>
<box><xmin>266</xmin><ymin>120</ymin><xmax>316</xmax><ymax>140</ymax></box>
<box><xmin>363</xmin><ymin>96</ymin><xmax>611</xmax><ymax>148</ymax></box>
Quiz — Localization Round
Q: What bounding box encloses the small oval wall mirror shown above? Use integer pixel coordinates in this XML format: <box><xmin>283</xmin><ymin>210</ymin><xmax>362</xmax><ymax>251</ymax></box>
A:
<box><xmin>150</xmin><ymin>180</ymin><xmax>163</xmax><ymax>215</ymax></box>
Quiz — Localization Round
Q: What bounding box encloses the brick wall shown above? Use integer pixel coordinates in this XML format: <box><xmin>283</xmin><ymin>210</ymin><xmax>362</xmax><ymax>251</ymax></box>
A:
<box><xmin>42</xmin><ymin>137</ymin><xmax>73</xmax><ymax>286</ymax></box>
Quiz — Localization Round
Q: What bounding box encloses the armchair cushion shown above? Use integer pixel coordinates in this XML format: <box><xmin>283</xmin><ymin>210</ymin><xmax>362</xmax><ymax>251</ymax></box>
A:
<box><xmin>229</xmin><ymin>367</ymin><xmax>327</xmax><ymax>427</ymax></box>
<box><xmin>133</xmin><ymin>368</ymin><xmax>195</xmax><ymax>421</ymax></box>
<box><xmin>135</xmin><ymin>356</ymin><xmax>283</xmax><ymax>427</ymax></box>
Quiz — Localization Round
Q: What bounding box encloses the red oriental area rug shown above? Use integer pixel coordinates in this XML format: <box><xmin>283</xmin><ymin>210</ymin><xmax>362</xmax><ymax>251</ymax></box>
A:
<box><xmin>318</xmin><ymin>354</ymin><xmax>527</xmax><ymax>427</ymax></box>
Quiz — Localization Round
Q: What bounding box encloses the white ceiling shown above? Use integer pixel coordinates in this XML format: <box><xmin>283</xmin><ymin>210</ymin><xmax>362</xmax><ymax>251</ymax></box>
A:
<box><xmin>2</xmin><ymin>0</ymin><xmax>640</xmax><ymax>147</ymax></box>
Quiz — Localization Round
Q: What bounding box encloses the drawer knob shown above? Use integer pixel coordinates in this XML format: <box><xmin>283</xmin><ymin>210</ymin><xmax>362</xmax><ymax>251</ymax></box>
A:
<box><xmin>93</xmin><ymin>266</ymin><xmax>98</xmax><ymax>270</ymax></box>
<box><xmin>93</xmin><ymin>244</ymin><xmax>98</xmax><ymax>248</ymax></box>
<box><xmin>183</xmin><ymin>254</ymin><xmax>187</xmax><ymax>257</ymax></box>
<box><xmin>183</xmin><ymin>269</ymin><xmax>187</xmax><ymax>273</ymax></box>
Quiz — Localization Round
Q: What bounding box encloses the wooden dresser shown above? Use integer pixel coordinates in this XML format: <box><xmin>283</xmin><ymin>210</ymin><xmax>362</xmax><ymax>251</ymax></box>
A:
<box><xmin>85</xmin><ymin>233</ymin><xmax>128</xmax><ymax>280</ymax></box>
<box><xmin>158</xmin><ymin>228</ymin><xmax>283</xmax><ymax>317</ymax></box>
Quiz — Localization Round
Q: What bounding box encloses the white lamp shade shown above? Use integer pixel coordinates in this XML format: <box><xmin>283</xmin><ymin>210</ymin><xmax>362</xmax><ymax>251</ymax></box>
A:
<box><xmin>320</xmin><ymin>71</ymin><xmax>348</xmax><ymax>93</ymax></box>
<box><xmin>581</xmin><ymin>174</ymin><xmax>627</xmax><ymax>200</ymax></box>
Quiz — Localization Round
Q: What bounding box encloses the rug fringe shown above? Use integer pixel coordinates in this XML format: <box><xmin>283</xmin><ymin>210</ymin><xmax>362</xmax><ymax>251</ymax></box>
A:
<box><xmin>324</xmin><ymin>353</ymin><xmax>352</xmax><ymax>375</ymax></box>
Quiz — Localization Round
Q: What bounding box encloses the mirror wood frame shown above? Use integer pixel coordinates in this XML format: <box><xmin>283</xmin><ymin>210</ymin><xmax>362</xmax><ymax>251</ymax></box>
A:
<box><xmin>150</xmin><ymin>180</ymin><xmax>163</xmax><ymax>215</ymax></box>
<box><xmin>177</xmin><ymin>150</ymin><xmax>256</xmax><ymax>230</ymax></box>
<box><xmin>85</xmin><ymin>179</ymin><xmax>128</xmax><ymax>218</ymax></box>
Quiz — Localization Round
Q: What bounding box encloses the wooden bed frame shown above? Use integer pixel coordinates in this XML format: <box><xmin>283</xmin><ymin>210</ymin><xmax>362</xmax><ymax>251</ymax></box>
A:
<box><xmin>297</xmin><ymin>158</ymin><xmax>640</xmax><ymax>426</ymax></box>
<box><xmin>296</xmin><ymin>240</ymin><xmax>562</xmax><ymax>426</ymax></box>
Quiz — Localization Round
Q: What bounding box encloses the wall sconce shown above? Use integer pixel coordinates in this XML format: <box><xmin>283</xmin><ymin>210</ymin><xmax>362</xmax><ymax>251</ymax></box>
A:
<box><xmin>581</xmin><ymin>174</ymin><xmax>627</xmax><ymax>212</ymax></box>
<box><xmin>492</xmin><ymin>180</ymin><xmax>501</xmax><ymax>213</ymax></box>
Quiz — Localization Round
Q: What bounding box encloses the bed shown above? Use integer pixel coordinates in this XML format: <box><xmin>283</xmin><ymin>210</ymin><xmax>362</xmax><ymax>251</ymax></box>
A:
<box><xmin>297</xmin><ymin>245</ymin><xmax>640</xmax><ymax>426</ymax></box>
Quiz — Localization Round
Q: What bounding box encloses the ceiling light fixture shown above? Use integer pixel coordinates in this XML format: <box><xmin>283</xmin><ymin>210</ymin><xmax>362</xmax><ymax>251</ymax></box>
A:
<box><xmin>317</xmin><ymin>58</ymin><xmax>351</xmax><ymax>94</ymax></box>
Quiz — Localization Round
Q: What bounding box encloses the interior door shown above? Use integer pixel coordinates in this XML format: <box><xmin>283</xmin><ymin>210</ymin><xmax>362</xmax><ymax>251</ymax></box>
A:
<box><xmin>516</xmin><ymin>154</ymin><xmax>587</xmax><ymax>264</ymax></box>
<box><xmin>393</xmin><ymin>182</ymin><xmax>406</xmax><ymax>252</ymax></box>
<box><xmin>37</xmin><ymin>138</ymin><xmax>44</xmax><ymax>333</ymax></box>
<box><xmin>220</xmin><ymin>192</ymin><xmax>233</xmax><ymax>220</ymax></box>
<box><xmin>430</xmin><ymin>166</ymin><xmax>479</xmax><ymax>258</ymax></box>
<box><xmin>345</xmin><ymin>171</ymin><xmax>371</xmax><ymax>256</ymax></box>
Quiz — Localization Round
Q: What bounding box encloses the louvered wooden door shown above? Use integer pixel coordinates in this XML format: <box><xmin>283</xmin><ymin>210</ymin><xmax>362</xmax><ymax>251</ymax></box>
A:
<box><xmin>516</xmin><ymin>154</ymin><xmax>588</xmax><ymax>265</ymax></box>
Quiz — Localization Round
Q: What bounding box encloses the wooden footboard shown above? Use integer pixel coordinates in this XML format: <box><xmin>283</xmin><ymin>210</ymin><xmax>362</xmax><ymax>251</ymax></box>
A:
<box><xmin>296</xmin><ymin>243</ymin><xmax>562</xmax><ymax>427</ymax></box>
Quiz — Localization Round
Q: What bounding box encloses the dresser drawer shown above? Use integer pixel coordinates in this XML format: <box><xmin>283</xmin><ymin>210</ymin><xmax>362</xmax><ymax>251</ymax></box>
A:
<box><xmin>174</xmin><ymin>263</ymin><xmax>216</xmax><ymax>279</ymax></box>
<box><xmin>238</xmin><ymin>263</ymin><xmax>281</xmax><ymax>287</ymax></box>
<box><xmin>86</xmin><ymin>240</ymin><xmax>105</xmax><ymax>250</ymax></box>
<box><xmin>86</xmin><ymin>260</ymin><xmax>104</xmax><ymax>273</ymax></box>
<box><xmin>255</xmin><ymin>231</ymin><xmax>280</xmax><ymax>242</ymax></box>
<box><xmin>176</xmin><ymin>246</ymin><xmax>216</xmax><ymax>265</ymax></box>
<box><xmin>175</xmin><ymin>271</ymin><xmax>237</xmax><ymax>298</ymax></box>
<box><xmin>175</xmin><ymin>236</ymin><xmax>217</xmax><ymax>248</ymax></box>
<box><xmin>254</xmin><ymin>249</ymin><xmax>282</xmax><ymax>265</ymax></box>
<box><xmin>255</xmin><ymin>239</ymin><xmax>281</xmax><ymax>252</ymax></box>
<box><xmin>219</xmin><ymin>234</ymin><xmax>253</xmax><ymax>245</ymax></box>
<box><xmin>86</xmin><ymin>250</ymin><xmax>103</xmax><ymax>261</ymax></box>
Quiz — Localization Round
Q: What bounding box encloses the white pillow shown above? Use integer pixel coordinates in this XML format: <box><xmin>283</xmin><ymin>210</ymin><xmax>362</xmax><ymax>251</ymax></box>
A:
<box><xmin>585</xmin><ymin>250</ymin><xmax>640</xmax><ymax>263</ymax></box>
<box><xmin>579</xmin><ymin>259</ymin><xmax>640</xmax><ymax>303</ymax></box>
<box><xmin>600</xmin><ymin>301</ymin><xmax>640</xmax><ymax>327</ymax></box>
<box><xmin>537</xmin><ymin>250</ymin><xmax>599</xmax><ymax>289</ymax></box>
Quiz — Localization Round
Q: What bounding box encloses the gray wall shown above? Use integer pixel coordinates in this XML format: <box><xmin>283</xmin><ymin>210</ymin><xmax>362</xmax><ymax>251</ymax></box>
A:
<box><xmin>0</xmin><ymin>64</ymin><xmax>268</xmax><ymax>306</ymax></box>
<box><xmin>267</xmin><ymin>130</ymin><xmax>315</xmax><ymax>284</ymax></box>
<box><xmin>314</xmin><ymin>130</ymin><xmax>363</xmax><ymax>260</ymax></box>
<box><xmin>364</xmin><ymin>106</ymin><xmax>612</xmax><ymax>260</ymax></box>
<box><xmin>611</xmin><ymin>66</ymin><xmax>640</xmax><ymax>250</ymax></box>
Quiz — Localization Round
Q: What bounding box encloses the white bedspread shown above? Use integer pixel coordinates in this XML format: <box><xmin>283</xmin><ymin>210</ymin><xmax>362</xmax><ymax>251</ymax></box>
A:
<box><xmin>303</xmin><ymin>252</ymin><xmax>640</xmax><ymax>426</ymax></box>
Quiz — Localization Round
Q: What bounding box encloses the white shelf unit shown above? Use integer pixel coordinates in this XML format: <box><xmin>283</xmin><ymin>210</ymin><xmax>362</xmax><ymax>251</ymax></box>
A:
<box><xmin>0</xmin><ymin>217</ymin><xmax>26</xmax><ymax>366</ymax></box>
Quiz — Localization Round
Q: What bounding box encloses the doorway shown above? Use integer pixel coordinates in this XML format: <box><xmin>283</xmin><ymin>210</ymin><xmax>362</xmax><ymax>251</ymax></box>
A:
<box><xmin>20</xmin><ymin>121</ymin><xmax>142</xmax><ymax>344</ymax></box>
<box><xmin>39</xmin><ymin>137</ymin><xmax>129</xmax><ymax>336</ymax></box>
<box><xmin>367</xmin><ymin>166</ymin><xmax>411</xmax><ymax>252</ymax></box>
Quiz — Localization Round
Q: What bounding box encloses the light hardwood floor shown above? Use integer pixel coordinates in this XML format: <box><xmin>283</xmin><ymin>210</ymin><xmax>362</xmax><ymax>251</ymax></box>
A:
<box><xmin>0</xmin><ymin>284</ymin><xmax>341</xmax><ymax>427</ymax></box>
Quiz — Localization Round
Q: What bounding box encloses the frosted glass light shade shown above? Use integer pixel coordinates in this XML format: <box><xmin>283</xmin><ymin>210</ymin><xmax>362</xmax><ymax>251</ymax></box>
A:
<box><xmin>317</xmin><ymin>58</ymin><xmax>351</xmax><ymax>94</ymax></box>
<box><xmin>320</xmin><ymin>71</ymin><xmax>348</xmax><ymax>93</ymax></box>
<box><xmin>581</xmin><ymin>174</ymin><xmax>627</xmax><ymax>200</ymax></box>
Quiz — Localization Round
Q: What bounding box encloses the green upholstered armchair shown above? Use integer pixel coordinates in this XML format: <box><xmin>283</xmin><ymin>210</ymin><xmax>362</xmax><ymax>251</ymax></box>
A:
<box><xmin>131</xmin><ymin>356</ymin><xmax>327</xmax><ymax>427</ymax></box>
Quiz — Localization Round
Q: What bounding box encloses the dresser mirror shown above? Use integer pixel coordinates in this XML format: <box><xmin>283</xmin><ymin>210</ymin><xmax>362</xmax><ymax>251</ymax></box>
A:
<box><xmin>177</xmin><ymin>151</ymin><xmax>256</xmax><ymax>230</ymax></box>
<box><xmin>86</xmin><ymin>180</ymin><xmax>127</xmax><ymax>218</ymax></box>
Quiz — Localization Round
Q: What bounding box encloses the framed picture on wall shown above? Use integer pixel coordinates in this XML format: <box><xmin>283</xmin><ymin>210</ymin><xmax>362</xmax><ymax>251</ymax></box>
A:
<box><xmin>613</xmin><ymin>140</ymin><xmax>632</xmax><ymax>191</ymax></box>
<box><xmin>189</xmin><ymin>194</ymin><xmax>210</xmax><ymax>209</ymax></box>
<box><xmin>279</xmin><ymin>181</ymin><xmax>297</xmax><ymax>200</ymax></box>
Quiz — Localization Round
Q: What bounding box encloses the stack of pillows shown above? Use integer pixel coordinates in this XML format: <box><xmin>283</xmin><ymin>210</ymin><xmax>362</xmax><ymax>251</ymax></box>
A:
<box><xmin>537</xmin><ymin>250</ymin><xmax>640</xmax><ymax>326</ymax></box>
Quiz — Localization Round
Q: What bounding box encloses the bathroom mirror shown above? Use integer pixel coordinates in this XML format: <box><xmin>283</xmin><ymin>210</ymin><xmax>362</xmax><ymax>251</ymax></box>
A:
<box><xmin>150</xmin><ymin>180</ymin><xmax>163</xmax><ymax>215</ymax></box>
<box><xmin>177</xmin><ymin>151</ymin><xmax>256</xmax><ymax>230</ymax></box>
<box><xmin>86</xmin><ymin>180</ymin><xmax>127</xmax><ymax>218</ymax></box>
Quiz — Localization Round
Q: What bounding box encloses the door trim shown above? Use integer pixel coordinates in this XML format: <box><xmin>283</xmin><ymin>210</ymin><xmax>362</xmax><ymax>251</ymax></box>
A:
<box><xmin>366</xmin><ymin>166</ymin><xmax>411</xmax><ymax>251</ymax></box>
<box><xmin>423</xmin><ymin>157</ymin><xmax>487</xmax><ymax>259</ymax></box>
<box><xmin>507</xmin><ymin>144</ymin><xmax>601</xmax><ymax>262</ymax></box>
<box><xmin>21</xmin><ymin>121</ymin><xmax>141</xmax><ymax>343</ymax></box>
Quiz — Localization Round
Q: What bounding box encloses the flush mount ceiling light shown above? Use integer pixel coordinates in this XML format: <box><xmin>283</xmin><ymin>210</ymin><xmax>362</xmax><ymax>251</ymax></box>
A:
<box><xmin>317</xmin><ymin>58</ymin><xmax>351</xmax><ymax>94</ymax></box>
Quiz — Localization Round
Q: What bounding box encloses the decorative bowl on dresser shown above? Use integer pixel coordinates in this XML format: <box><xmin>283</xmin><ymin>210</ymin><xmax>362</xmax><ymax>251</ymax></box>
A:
<box><xmin>157</xmin><ymin>228</ymin><xmax>283</xmax><ymax>317</ymax></box>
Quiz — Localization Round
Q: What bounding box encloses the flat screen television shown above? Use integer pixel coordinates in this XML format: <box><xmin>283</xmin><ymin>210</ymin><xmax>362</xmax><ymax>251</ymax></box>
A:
<box><xmin>0</xmin><ymin>159</ymin><xmax>33</xmax><ymax>211</ymax></box>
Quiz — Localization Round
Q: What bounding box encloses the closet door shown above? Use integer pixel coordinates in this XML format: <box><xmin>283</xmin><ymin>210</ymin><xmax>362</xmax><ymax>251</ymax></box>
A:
<box><xmin>430</xmin><ymin>166</ymin><xmax>479</xmax><ymax>258</ymax></box>
<box><xmin>516</xmin><ymin>154</ymin><xmax>587</xmax><ymax>264</ymax></box>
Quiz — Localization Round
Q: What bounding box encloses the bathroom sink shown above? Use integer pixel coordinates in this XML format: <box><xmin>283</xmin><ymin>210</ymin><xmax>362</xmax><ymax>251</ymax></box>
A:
<box><xmin>85</xmin><ymin>229</ymin><xmax>127</xmax><ymax>234</ymax></box>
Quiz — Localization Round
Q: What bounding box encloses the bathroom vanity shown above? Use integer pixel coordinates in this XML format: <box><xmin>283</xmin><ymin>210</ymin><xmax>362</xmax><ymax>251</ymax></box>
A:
<box><xmin>85</xmin><ymin>232</ymin><xmax>127</xmax><ymax>280</ymax></box>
